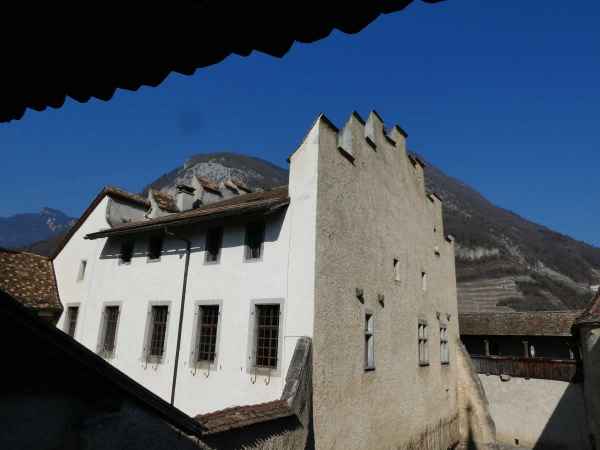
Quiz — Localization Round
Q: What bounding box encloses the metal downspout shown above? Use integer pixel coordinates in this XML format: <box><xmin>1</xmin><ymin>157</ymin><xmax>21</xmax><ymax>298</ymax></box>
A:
<box><xmin>164</xmin><ymin>227</ymin><xmax>192</xmax><ymax>406</ymax></box>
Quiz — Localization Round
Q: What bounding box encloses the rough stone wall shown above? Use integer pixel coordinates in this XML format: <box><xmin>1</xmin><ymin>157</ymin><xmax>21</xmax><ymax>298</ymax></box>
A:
<box><xmin>311</xmin><ymin>113</ymin><xmax>460</xmax><ymax>450</ymax></box>
<box><xmin>479</xmin><ymin>375</ymin><xmax>589</xmax><ymax>449</ymax></box>
<box><xmin>456</xmin><ymin>342</ymin><xmax>498</xmax><ymax>450</ymax></box>
<box><xmin>580</xmin><ymin>325</ymin><xmax>600</xmax><ymax>449</ymax></box>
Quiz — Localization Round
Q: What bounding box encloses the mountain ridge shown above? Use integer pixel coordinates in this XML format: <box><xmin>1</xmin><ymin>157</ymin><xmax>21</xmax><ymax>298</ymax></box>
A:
<box><xmin>13</xmin><ymin>151</ymin><xmax>600</xmax><ymax>312</ymax></box>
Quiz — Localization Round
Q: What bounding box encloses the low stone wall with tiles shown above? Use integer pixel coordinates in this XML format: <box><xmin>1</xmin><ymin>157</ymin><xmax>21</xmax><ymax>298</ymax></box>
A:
<box><xmin>198</xmin><ymin>337</ymin><xmax>313</xmax><ymax>450</ymax></box>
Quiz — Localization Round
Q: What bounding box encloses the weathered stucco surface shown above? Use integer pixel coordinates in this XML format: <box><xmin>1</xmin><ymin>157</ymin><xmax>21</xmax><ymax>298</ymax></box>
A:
<box><xmin>311</xmin><ymin>113</ymin><xmax>460</xmax><ymax>450</ymax></box>
<box><xmin>456</xmin><ymin>341</ymin><xmax>498</xmax><ymax>450</ymax></box>
<box><xmin>479</xmin><ymin>375</ymin><xmax>590</xmax><ymax>450</ymax></box>
<box><xmin>580</xmin><ymin>326</ymin><xmax>600</xmax><ymax>449</ymax></box>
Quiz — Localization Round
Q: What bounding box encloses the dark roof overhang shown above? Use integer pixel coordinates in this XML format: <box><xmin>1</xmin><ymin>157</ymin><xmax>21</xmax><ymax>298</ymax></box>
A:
<box><xmin>2</xmin><ymin>1</ymin><xmax>443</xmax><ymax>122</ymax></box>
<box><xmin>86</xmin><ymin>189</ymin><xmax>289</xmax><ymax>240</ymax></box>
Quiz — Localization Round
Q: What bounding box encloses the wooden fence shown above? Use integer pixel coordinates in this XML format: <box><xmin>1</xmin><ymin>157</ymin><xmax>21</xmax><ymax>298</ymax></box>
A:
<box><xmin>471</xmin><ymin>355</ymin><xmax>579</xmax><ymax>381</ymax></box>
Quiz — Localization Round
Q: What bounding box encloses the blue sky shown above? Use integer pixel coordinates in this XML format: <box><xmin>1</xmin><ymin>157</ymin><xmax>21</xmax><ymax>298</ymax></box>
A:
<box><xmin>1</xmin><ymin>1</ymin><xmax>599</xmax><ymax>246</ymax></box>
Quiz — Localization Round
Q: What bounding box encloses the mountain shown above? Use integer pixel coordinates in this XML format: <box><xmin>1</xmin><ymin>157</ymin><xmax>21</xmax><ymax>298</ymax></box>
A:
<box><xmin>19</xmin><ymin>151</ymin><xmax>600</xmax><ymax>312</ymax></box>
<box><xmin>142</xmin><ymin>152</ymin><xmax>288</xmax><ymax>196</ymax></box>
<box><xmin>422</xmin><ymin>160</ymin><xmax>600</xmax><ymax>312</ymax></box>
<box><xmin>0</xmin><ymin>208</ymin><xmax>75</xmax><ymax>250</ymax></box>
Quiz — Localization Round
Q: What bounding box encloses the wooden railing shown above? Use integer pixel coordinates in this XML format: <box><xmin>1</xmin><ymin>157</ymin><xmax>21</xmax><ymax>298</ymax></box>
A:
<box><xmin>471</xmin><ymin>355</ymin><xmax>579</xmax><ymax>382</ymax></box>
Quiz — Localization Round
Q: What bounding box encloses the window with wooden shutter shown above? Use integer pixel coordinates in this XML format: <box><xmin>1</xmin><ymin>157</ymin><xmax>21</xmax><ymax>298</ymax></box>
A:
<box><xmin>99</xmin><ymin>306</ymin><xmax>120</xmax><ymax>358</ymax></box>
<box><xmin>254</xmin><ymin>304</ymin><xmax>280</xmax><ymax>369</ymax></box>
<box><xmin>196</xmin><ymin>305</ymin><xmax>219</xmax><ymax>362</ymax></box>
<box><xmin>147</xmin><ymin>305</ymin><xmax>169</xmax><ymax>361</ymax></box>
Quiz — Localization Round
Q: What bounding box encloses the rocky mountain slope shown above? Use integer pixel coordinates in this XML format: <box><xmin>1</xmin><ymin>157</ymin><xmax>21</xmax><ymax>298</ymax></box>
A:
<box><xmin>422</xmin><ymin>159</ymin><xmax>600</xmax><ymax>312</ymax></box>
<box><xmin>0</xmin><ymin>208</ymin><xmax>75</xmax><ymax>250</ymax></box>
<box><xmin>142</xmin><ymin>152</ymin><xmax>288</xmax><ymax>196</ymax></box>
<box><xmin>16</xmin><ymin>151</ymin><xmax>600</xmax><ymax>312</ymax></box>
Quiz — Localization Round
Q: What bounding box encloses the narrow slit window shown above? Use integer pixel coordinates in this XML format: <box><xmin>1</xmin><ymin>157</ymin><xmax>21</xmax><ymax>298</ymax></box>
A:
<box><xmin>66</xmin><ymin>306</ymin><xmax>79</xmax><ymax>337</ymax></box>
<box><xmin>148</xmin><ymin>305</ymin><xmax>169</xmax><ymax>360</ymax></box>
<box><xmin>418</xmin><ymin>322</ymin><xmax>429</xmax><ymax>366</ymax></box>
<box><xmin>205</xmin><ymin>227</ymin><xmax>223</xmax><ymax>263</ymax></box>
<box><xmin>77</xmin><ymin>260</ymin><xmax>87</xmax><ymax>281</ymax></box>
<box><xmin>196</xmin><ymin>305</ymin><xmax>220</xmax><ymax>362</ymax></box>
<box><xmin>254</xmin><ymin>304</ymin><xmax>280</xmax><ymax>369</ymax></box>
<box><xmin>100</xmin><ymin>306</ymin><xmax>120</xmax><ymax>357</ymax></box>
<box><xmin>365</xmin><ymin>313</ymin><xmax>375</xmax><ymax>370</ymax></box>
<box><xmin>393</xmin><ymin>258</ymin><xmax>400</xmax><ymax>282</ymax></box>
<box><xmin>245</xmin><ymin>222</ymin><xmax>265</xmax><ymax>260</ymax></box>
<box><xmin>421</xmin><ymin>271</ymin><xmax>427</xmax><ymax>292</ymax></box>
<box><xmin>120</xmin><ymin>240</ymin><xmax>134</xmax><ymax>264</ymax></box>
<box><xmin>440</xmin><ymin>325</ymin><xmax>449</xmax><ymax>365</ymax></box>
<box><xmin>148</xmin><ymin>236</ymin><xmax>163</xmax><ymax>260</ymax></box>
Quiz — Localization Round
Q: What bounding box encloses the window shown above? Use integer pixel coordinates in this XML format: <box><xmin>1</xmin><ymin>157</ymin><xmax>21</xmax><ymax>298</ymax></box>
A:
<box><xmin>393</xmin><ymin>258</ymin><xmax>401</xmax><ymax>282</ymax></box>
<box><xmin>77</xmin><ymin>260</ymin><xmax>87</xmax><ymax>281</ymax></box>
<box><xmin>245</xmin><ymin>222</ymin><xmax>265</xmax><ymax>260</ymax></box>
<box><xmin>148</xmin><ymin>236</ymin><xmax>163</xmax><ymax>261</ymax></box>
<box><xmin>120</xmin><ymin>240</ymin><xmax>134</xmax><ymax>264</ymax></box>
<box><xmin>421</xmin><ymin>271</ymin><xmax>427</xmax><ymax>291</ymax></box>
<box><xmin>418</xmin><ymin>321</ymin><xmax>429</xmax><ymax>366</ymax></box>
<box><xmin>99</xmin><ymin>306</ymin><xmax>120</xmax><ymax>358</ymax></box>
<box><xmin>195</xmin><ymin>305</ymin><xmax>220</xmax><ymax>362</ymax></box>
<box><xmin>365</xmin><ymin>312</ymin><xmax>375</xmax><ymax>370</ymax></box>
<box><xmin>254</xmin><ymin>304</ymin><xmax>280</xmax><ymax>369</ymax></box>
<box><xmin>440</xmin><ymin>325</ymin><xmax>449</xmax><ymax>365</ymax></box>
<box><xmin>205</xmin><ymin>227</ymin><xmax>223</xmax><ymax>264</ymax></box>
<box><xmin>66</xmin><ymin>306</ymin><xmax>79</xmax><ymax>337</ymax></box>
<box><xmin>146</xmin><ymin>305</ymin><xmax>169</xmax><ymax>361</ymax></box>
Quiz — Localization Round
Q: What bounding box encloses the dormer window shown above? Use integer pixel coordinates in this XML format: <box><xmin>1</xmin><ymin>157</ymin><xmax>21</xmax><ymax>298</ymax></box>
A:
<box><xmin>148</xmin><ymin>236</ymin><xmax>163</xmax><ymax>261</ymax></box>
<box><xmin>120</xmin><ymin>241</ymin><xmax>134</xmax><ymax>264</ymax></box>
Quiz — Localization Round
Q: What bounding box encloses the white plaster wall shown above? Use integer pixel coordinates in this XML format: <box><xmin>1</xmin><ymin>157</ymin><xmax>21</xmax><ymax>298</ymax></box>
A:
<box><xmin>55</xmin><ymin>196</ymin><xmax>111</xmax><ymax>338</ymax></box>
<box><xmin>479</xmin><ymin>374</ymin><xmax>590</xmax><ymax>449</ymax></box>
<box><xmin>54</xmin><ymin>178</ymin><xmax>318</xmax><ymax>417</ymax></box>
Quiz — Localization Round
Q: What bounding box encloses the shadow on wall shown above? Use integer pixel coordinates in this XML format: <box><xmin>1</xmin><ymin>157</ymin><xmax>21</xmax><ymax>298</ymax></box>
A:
<box><xmin>98</xmin><ymin>215</ymin><xmax>285</xmax><ymax>262</ymax></box>
<box><xmin>532</xmin><ymin>382</ymin><xmax>590</xmax><ymax>450</ymax></box>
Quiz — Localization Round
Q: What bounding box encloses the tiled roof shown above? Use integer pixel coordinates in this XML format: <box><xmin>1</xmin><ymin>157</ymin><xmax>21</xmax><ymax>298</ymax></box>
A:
<box><xmin>459</xmin><ymin>311</ymin><xmax>583</xmax><ymax>337</ymax></box>
<box><xmin>195</xmin><ymin>400</ymin><xmax>292</xmax><ymax>434</ymax></box>
<box><xmin>196</xmin><ymin>176</ymin><xmax>222</xmax><ymax>195</ymax></box>
<box><xmin>104</xmin><ymin>186</ymin><xmax>150</xmax><ymax>209</ymax></box>
<box><xmin>51</xmin><ymin>185</ymin><xmax>149</xmax><ymax>259</ymax></box>
<box><xmin>0</xmin><ymin>249</ymin><xmax>61</xmax><ymax>312</ymax></box>
<box><xmin>223</xmin><ymin>179</ymin><xmax>239</xmax><ymax>192</ymax></box>
<box><xmin>86</xmin><ymin>186</ymin><xmax>289</xmax><ymax>239</ymax></box>
<box><xmin>151</xmin><ymin>190</ymin><xmax>178</xmax><ymax>213</ymax></box>
<box><xmin>232</xmin><ymin>179</ymin><xmax>252</xmax><ymax>193</ymax></box>
<box><xmin>574</xmin><ymin>290</ymin><xmax>600</xmax><ymax>327</ymax></box>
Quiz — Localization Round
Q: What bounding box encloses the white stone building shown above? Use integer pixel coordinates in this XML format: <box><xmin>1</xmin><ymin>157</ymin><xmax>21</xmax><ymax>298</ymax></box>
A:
<box><xmin>54</xmin><ymin>111</ymin><xmax>465</xmax><ymax>450</ymax></box>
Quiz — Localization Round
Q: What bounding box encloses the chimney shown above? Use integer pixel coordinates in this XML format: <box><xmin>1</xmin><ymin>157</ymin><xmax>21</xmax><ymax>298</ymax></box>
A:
<box><xmin>175</xmin><ymin>184</ymin><xmax>196</xmax><ymax>211</ymax></box>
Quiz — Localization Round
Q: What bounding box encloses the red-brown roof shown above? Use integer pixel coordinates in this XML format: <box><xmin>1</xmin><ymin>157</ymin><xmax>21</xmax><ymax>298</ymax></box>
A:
<box><xmin>195</xmin><ymin>400</ymin><xmax>292</xmax><ymax>434</ymax></box>
<box><xmin>86</xmin><ymin>186</ymin><xmax>289</xmax><ymax>239</ymax></box>
<box><xmin>0</xmin><ymin>249</ymin><xmax>62</xmax><ymax>313</ymax></box>
<box><xmin>51</xmin><ymin>186</ymin><xmax>150</xmax><ymax>259</ymax></box>
<box><xmin>197</xmin><ymin>176</ymin><xmax>222</xmax><ymax>195</ymax></box>
<box><xmin>459</xmin><ymin>311</ymin><xmax>583</xmax><ymax>337</ymax></box>
<box><xmin>151</xmin><ymin>190</ymin><xmax>178</xmax><ymax>213</ymax></box>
